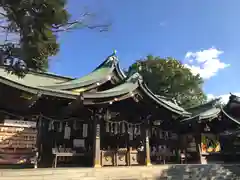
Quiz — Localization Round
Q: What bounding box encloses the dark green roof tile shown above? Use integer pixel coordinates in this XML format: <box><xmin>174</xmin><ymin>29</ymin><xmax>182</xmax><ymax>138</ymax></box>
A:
<box><xmin>42</xmin><ymin>53</ymin><xmax>118</xmax><ymax>90</ymax></box>
<box><xmin>139</xmin><ymin>83</ymin><xmax>191</xmax><ymax>116</ymax></box>
<box><xmin>0</xmin><ymin>67</ymin><xmax>70</xmax><ymax>87</ymax></box>
<box><xmin>0</xmin><ymin>76</ymin><xmax>78</xmax><ymax>99</ymax></box>
<box><xmin>84</xmin><ymin>73</ymin><xmax>140</xmax><ymax>99</ymax></box>
<box><xmin>181</xmin><ymin>99</ymin><xmax>221</xmax><ymax>123</ymax></box>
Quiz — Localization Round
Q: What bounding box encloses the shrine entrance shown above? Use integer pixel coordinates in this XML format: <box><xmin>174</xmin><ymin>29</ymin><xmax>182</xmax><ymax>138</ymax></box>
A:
<box><xmin>38</xmin><ymin>114</ymin><xmax>93</xmax><ymax>168</ymax></box>
<box><xmin>100</xmin><ymin>112</ymin><xmax>145</xmax><ymax>166</ymax></box>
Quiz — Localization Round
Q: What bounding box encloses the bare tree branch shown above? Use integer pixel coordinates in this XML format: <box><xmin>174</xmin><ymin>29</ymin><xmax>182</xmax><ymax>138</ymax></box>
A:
<box><xmin>52</xmin><ymin>21</ymin><xmax>110</xmax><ymax>32</ymax></box>
<box><xmin>51</xmin><ymin>11</ymin><xmax>110</xmax><ymax>33</ymax></box>
<box><xmin>0</xmin><ymin>12</ymin><xmax>7</xmax><ymax>17</ymax></box>
<box><xmin>0</xmin><ymin>25</ymin><xmax>8</xmax><ymax>29</ymax></box>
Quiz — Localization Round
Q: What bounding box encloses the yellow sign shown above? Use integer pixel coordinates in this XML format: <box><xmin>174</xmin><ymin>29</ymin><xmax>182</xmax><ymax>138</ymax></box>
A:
<box><xmin>201</xmin><ymin>133</ymin><xmax>221</xmax><ymax>153</ymax></box>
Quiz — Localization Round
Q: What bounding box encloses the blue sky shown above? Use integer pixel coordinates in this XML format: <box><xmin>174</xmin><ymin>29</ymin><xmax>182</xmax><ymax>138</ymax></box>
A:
<box><xmin>50</xmin><ymin>0</ymin><xmax>240</xmax><ymax>103</ymax></box>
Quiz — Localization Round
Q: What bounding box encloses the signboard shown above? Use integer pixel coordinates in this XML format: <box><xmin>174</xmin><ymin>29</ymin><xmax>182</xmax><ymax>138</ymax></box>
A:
<box><xmin>185</xmin><ymin>134</ymin><xmax>197</xmax><ymax>152</ymax></box>
<box><xmin>0</xmin><ymin>120</ymin><xmax>37</xmax><ymax>165</ymax></box>
<box><xmin>4</xmin><ymin>119</ymin><xmax>36</xmax><ymax>128</ymax></box>
<box><xmin>0</xmin><ymin>125</ymin><xmax>37</xmax><ymax>149</ymax></box>
<box><xmin>153</xmin><ymin>120</ymin><xmax>162</xmax><ymax>126</ymax></box>
<box><xmin>201</xmin><ymin>133</ymin><xmax>221</xmax><ymax>154</ymax></box>
<box><xmin>73</xmin><ymin>139</ymin><xmax>85</xmax><ymax>148</ymax></box>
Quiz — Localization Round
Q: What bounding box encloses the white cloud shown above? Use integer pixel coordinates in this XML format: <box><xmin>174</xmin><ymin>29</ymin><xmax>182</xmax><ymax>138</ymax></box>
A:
<box><xmin>207</xmin><ymin>93</ymin><xmax>240</xmax><ymax>104</ymax></box>
<box><xmin>207</xmin><ymin>94</ymin><xmax>215</xmax><ymax>101</ymax></box>
<box><xmin>184</xmin><ymin>48</ymin><xmax>230</xmax><ymax>79</ymax></box>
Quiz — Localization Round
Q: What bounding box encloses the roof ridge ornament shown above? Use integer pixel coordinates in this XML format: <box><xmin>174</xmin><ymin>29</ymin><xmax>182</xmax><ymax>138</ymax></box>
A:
<box><xmin>229</xmin><ymin>92</ymin><xmax>240</xmax><ymax>103</ymax></box>
<box><xmin>106</xmin><ymin>50</ymin><xmax>118</xmax><ymax>63</ymax></box>
<box><xmin>97</xmin><ymin>51</ymin><xmax>118</xmax><ymax>69</ymax></box>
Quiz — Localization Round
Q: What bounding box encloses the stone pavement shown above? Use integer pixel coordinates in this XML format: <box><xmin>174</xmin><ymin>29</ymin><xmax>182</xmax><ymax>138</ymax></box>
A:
<box><xmin>0</xmin><ymin>164</ymin><xmax>239</xmax><ymax>180</ymax></box>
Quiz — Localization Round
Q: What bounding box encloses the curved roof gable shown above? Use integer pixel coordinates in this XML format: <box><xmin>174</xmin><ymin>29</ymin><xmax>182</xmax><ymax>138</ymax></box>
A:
<box><xmin>41</xmin><ymin>52</ymin><xmax>128</xmax><ymax>92</ymax></box>
<box><xmin>81</xmin><ymin>70</ymin><xmax>190</xmax><ymax>117</ymax></box>
<box><xmin>0</xmin><ymin>67</ymin><xmax>72</xmax><ymax>87</ymax></box>
<box><xmin>180</xmin><ymin>98</ymin><xmax>221</xmax><ymax>123</ymax></box>
<box><xmin>42</xmin><ymin>53</ymin><xmax>119</xmax><ymax>91</ymax></box>
<box><xmin>0</xmin><ymin>51</ymin><xmax>198</xmax><ymax>118</ymax></box>
<box><xmin>83</xmin><ymin>73</ymin><xmax>140</xmax><ymax>99</ymax></box>
<box><xmin>0</xmin><ymin>75</ymin><xmax>78</xmax><ymax>99</ymax></box>
<box><xmin>139</xmin><ymin>83</ymin><xmax>191</xmax><ymax>116</ymax></box>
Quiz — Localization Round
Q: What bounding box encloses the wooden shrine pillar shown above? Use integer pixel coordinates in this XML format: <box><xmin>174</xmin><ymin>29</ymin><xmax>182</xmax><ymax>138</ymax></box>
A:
<box><xmin>35</xmin><ymin>115</ymin><xmax>42</xmax><ymax>168</ymax></box>
<box><xmin>195</xmin><ymin>121</ymin><xmax>208</xmax><ymax>164</ymax></box>
<box><xmin>195</xmin><ymin>124</ymin><xmax>203</xmax><ymax>164</ymax></box>
<box><xmin>93</xmin><ymin>110</ymin><xmax>101</xmax><ymax>168</ymax></box>
<box><xmin>144</xmin><ymin>118</ymin><xmax>152</xmax><ymax>166</ymax></box>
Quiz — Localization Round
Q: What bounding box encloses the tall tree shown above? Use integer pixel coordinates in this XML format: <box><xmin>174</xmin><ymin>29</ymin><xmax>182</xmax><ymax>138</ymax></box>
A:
<box><xmin>0</xmin><ymin>0</ymin><xmax>110</xmax><ymax>77</ymax></box>
<box><xmin>128</xmin><ymin>55</ymin><xmax>207</xmax><ymax>108</ymax></box>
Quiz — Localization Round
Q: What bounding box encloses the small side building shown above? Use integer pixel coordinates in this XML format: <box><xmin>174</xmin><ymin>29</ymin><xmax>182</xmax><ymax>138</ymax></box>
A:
<box><xmin>180</xmin><ymin>95</ymin><xmax>240</xmax><ymax>164</ymax></box>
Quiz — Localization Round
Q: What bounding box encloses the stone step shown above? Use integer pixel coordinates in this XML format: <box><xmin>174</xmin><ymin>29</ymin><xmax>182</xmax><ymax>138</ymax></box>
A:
<box><xmin>0</xmin><ymin>164</ymin><xmax>238</xmax><ymax>180</ymax></box>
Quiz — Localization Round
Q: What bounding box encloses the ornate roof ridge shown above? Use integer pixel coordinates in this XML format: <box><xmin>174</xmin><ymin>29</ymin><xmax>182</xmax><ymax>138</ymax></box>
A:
<box><xmin>41</xmin><ymin>51</ymin><xmax>119</xmax><ymax>90</ymax></box>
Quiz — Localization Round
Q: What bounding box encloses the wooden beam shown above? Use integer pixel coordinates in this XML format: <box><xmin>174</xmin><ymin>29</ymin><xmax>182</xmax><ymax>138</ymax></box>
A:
<box><xmin>28</xmin><ymin>93</ymin><xmax>42</xmax><ymax>108</ymax></box>
<box><xmin>61</xmin><ymin>93</ymin><xmax>84</xmax><ymax>115</ymax></box>
<box><xmin>93</xmin><ymin>108</ymin><xmax>103</xmax><ymax>167</ymax></box>
<box><xmin>144</xmin><ymin>116</ymin><xmax>152</xmax><ymax>166</ymax></box>
<box><xmin>19</xmin><ymin>93</ymin><xmax>42</xmax><ymax>111</ymax></box>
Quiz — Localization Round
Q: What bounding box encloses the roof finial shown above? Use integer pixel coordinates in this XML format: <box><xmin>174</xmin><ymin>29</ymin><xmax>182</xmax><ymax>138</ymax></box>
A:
<box><xmin>113</xmin><ymin>49</ymin><xmax>117</xmax><ymax>55</ymax></box>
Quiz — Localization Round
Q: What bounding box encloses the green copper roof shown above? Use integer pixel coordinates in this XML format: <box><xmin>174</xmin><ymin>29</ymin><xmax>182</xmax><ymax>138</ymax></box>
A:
<box><xmin>115</xmin><ymin>61</ymin><xmax>127</xmax><ymax>80</ymax></box>
<box><xmin>0</xmin><ymin>67</ymin><xmax>71</xmax><ymax>87</ymax></box>
<box><xmin>42</xmin><ymin>54</ymin><xmax>118</xmax><ymax>90</ymax></box>
<box><xmin>82</xmin><ymin>72</ymin><xmax>191</xmax><ymax>117</ymax></box>
<box><xmin>0</xmin><ymin>75</ymin><xmax>78</xmax><ymax>99</ymax></box>
<box><xmin>0</xmin><ymin>52</ymin><xmax>137</xmax><ymax>100</ymax></box>
<box><xmin>83</xmin><ymin>73</ymin><xmax>140</xmax><ymax>99</ymax></box>
<box><xmin>198</xmin><ymin>107</ymin><xmax>221</xmax><ymax>119</ymax></box>
<box><xmin>155</xmin><ymin>95</ymin><xmax>186</xmax><ymax>112</ymax></box>
<box><xmin>0</xmin><ymin>51</ymin><xmax>203</xmax><ymax>118</ymax></box>
<box><xmin>180</xmin><ymin>98</ymin><xmax>221</xmax><ymax>123</ymax></box>
<box><xmin>42</xmin><ymin>67</ymin><xmax>113</xmax><ymax>90</ymax></box>
<box><xmin>186</xmin><ymin>98</ymin><xmax>220</xmax><ymax>115</ymax></box>
<box><xmin>0</xmin><ymin>51</ymin><xmax>126</xmax><ymax>92</ymax></box>
<box><xmin>139</xmin><ymin>83</ymin><xmax>191</xmax><ymax>116</ymax></box>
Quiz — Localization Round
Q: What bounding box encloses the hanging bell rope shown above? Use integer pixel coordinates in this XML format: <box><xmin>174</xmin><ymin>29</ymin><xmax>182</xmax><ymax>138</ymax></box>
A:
<box><xmin>103</xmin><ymin>117</ymin><xmax>144</xmax><ymax>125</ymax></box>
<box><xmin>0</xmin><ymin>109</ymin><xmax>146</xmax><ymax>126</ymax></box>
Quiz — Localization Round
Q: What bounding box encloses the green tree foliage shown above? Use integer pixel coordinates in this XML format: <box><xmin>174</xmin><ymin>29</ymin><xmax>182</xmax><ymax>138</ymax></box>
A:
<box><xmin>0</xmin><ymin>0</ymin><xmax>110</xmax><ymax>77</ymax></box>
<box><xmin>128</xmin><ymin>55</ymin><xmax>207</xmax><ymax>108</ymax></box>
